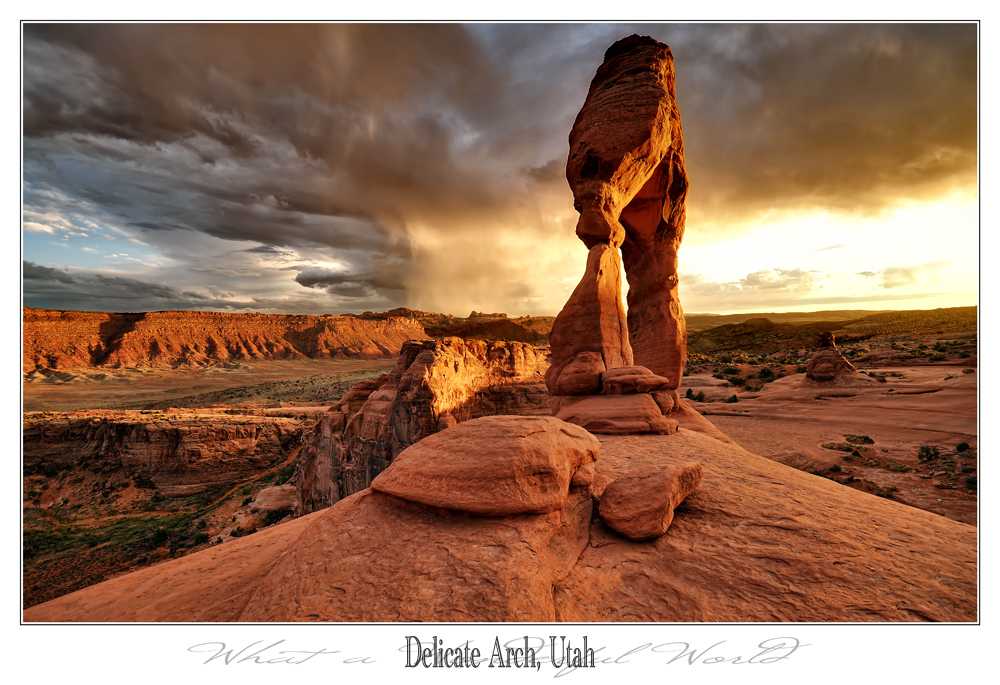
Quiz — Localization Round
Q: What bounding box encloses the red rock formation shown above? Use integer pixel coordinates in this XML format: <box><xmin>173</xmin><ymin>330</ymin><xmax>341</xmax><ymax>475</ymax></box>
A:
<box><xmin>546</xmin><ymin>35</ymin><xmax>688</xmax><ymax>431</ymax></box>
<box><xmin>805</xmin><ymin>332</ymin><xmax>870</xmax><ymax>384</ymax></box>
<box><xmin>250</xmin><ymin>485</ymin><xmax>298</xmax><ymax>512</ymax></box>
<box><xmin>23</xmin><ymin>411</ymin><xmax>303</xmax><ymax>495</ymax></box>
<box><xmin>598</xmin><ymin>462</ymin><xmax>702</xmax><ymax>540</ymax></box>
<box><xmin>295</xmin><ymin>338</ymin><xmax>550</xmax><ymax>514</ymax></box>
<box><xmin>371</xmin><ymin>416</ymin><xmax>600</xmax><ymax>516</ymax></box>
<box><xmin>22</xmin><ymin>307</ymin><xmax>426</xmax><ymax>373</ymax></box>
<box><xmin>24</xmin><ymin>407</ymin><xmax>976</xmax><ymax>622</ymax></box>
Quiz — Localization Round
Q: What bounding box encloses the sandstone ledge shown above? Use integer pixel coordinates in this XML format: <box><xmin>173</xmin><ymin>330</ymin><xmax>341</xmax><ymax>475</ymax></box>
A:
<box><xmin>25</xmin><ymin>412</ymin><xmax>976</xmax><ymax>622</ymax></box>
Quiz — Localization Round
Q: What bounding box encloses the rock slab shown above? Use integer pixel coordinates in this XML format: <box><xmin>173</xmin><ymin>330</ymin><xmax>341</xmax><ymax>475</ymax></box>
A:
<box><xmin>372</xmin><ymin>415</ymin><xmax>600</xmax><ymax>516</ymax></box>
<box><xmin>598</xmin><ymin>462</ymin><xmax>702</xmax><ymax>540</ymax></box>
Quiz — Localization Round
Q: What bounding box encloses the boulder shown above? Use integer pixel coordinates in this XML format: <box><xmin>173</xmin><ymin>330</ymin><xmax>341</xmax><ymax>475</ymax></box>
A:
<box><xmin>598</xmin><ymin>462</ymin><xmax>702</xmax><ymax>540</ymax></box>
<box><xmin>371</xmin><ymin>415</ymin><xmax>600</xmax><ymax>516</ymax></box>
<box><xmin>552</xmin><ymin>351</ymin><xmax>606</xmax><ymax>395</ymax></box>
<box><xmin>601</xmin><ymin>365</ymin><xmax>671</xmax><ymax>394</ymax></box>
<box><xmin>250</xmin><ymin>485</ymin><xmax>297</xmax><ymax>512</ymax></box>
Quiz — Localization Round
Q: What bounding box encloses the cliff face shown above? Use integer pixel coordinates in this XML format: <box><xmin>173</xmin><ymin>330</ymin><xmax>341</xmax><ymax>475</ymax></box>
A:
<box><xmin>296</xmin><ymin>337</ymin><xmax>550</xmax><ymax>514</ymax></box>
<box><xmin>24</xmin><ymin>412</ymin><xmax>305</xmax><ymax>496</ymax></box>
<box><xmin>22</xmin><ymin>308</ymin><xmax>427</xmax><ymax>373</ymax></box>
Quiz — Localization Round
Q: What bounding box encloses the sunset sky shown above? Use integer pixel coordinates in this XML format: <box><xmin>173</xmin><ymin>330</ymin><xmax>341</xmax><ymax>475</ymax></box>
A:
<box><xmin>21</xmin><ymin>22</ymin><xmax>978</xmax><ymax>316</ymax></box>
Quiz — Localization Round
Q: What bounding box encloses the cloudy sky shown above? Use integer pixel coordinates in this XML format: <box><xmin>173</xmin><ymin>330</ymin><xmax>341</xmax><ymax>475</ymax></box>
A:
<box><xmin>21</xmin><ymin>22</ymin><xmax>978</xmax><ymax>316</ymax></box>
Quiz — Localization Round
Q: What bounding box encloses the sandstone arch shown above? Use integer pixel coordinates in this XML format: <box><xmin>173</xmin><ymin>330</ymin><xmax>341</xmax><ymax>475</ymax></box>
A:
<box><xmin>547</xmin><ymin>35</ymin><xmax>688</xmax><ymax>433</ymax></box>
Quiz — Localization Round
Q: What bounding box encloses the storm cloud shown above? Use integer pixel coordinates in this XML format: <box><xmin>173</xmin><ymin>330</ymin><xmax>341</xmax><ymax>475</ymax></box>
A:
<box><xmin>22</xmin><ymin>23</ymin><xmax>977</xmax><ymax>314</ymax></box>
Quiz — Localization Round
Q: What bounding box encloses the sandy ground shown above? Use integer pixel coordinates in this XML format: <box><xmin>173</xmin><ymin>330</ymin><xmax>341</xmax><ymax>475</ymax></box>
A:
<box><xmin>688</xmin><ymin>364</ymin><xmax>977</xmax><ymax>524</ymax></box>
<box><xmin>22</xmin><ymin>358</ymin><xmax>398</xmax><ymax>412</ymax></box>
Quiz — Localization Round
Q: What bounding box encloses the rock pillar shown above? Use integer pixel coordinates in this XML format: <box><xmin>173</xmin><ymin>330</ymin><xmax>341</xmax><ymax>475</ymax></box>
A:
<box><xmin>546</xmin><ymin>34</ymin><xmax>688</xmax><ymax>433</ymax></box>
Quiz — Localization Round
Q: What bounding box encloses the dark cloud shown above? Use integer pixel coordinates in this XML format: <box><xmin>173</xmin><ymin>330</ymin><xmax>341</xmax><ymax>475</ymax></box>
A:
<box><xmin>21</xmin><ymin>23</ymin><xmax>976</xmax><ymax>314</ymax></box>
<box><xmin>657</xmin><ymin>23</ymin><xmax>976</xmax><ymax>225</ymax></box>
<box><xmin>22</xmin><ymin>260</ymin><xmax>243</xmax><ymax>311</ymax></box>
<box><xmin>23</xmin><ymin>261</ymin><xmax>75</xmax><ymax>284</ymax></box>
<box><xmin>294</xmin><ymin>264</ymin><xmax>407</xmax><ymax>294</ymax></box>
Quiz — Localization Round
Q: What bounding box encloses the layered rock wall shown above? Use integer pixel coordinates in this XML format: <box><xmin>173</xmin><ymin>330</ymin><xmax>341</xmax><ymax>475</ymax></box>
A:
<box><xmin>295</xmin><ymin>338</ymin><xmax>549</xmax><ymax>514</ymax></box>
<box><xmin>24</xmin><ymin>413</ymin><xmax>303</xmax><ymax>495</ymax></box>
<box><xmin>23</xmin><ymin>308</ymin><xmax>426</xmax><ymax>372</ymax></box>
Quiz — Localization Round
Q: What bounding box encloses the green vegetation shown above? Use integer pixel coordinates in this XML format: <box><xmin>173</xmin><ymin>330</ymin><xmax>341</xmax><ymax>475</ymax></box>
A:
<box><xmin>23</xmin><ymin>510</ymin><xmax>211</xmax><ymax>561</ymax></box>
<box><xmin>844</xmin><ymin>434</ymin><xmax>874</xmax><ymax>445</ymax></box>
<box><xmin>918</xmin><ymin>445</ymin><xmax>941</xmax><ymax>462</ymax></box>
<box><xmin>821</xmin><ymin>442</ymin><xmax>855</xmax><ymax>453</ymax></box>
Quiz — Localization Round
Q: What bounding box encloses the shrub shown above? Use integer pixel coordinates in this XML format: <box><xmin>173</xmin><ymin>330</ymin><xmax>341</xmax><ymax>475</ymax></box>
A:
<box><xmin>820</xmin><ymin>442</ymin><xmax>854</xmax><ymax>453</ymax></box>
<box><xmin>724</xmin><ymin>394</ymin><xmax>738</xmax><ymax>403</ymax></box>
<box><xmin>845</xmin><ymin>434</ymin><xmax>874</xmax><ymax>445</ymax></box>
<box><xmin>829</xmin><ymin>463</ymin><xmax>842</xmax><ymax>473</ymax></box>
<box><xmin>956</xmin><ymin>442</ymin><xmax>970</xmax><ymax>452</ymax></box>
<box><xmin>193</xmin><ymin>532</ymin><xmax>210</xmax><ymax>545</ymax></box>
<box><xmin>685</xmin><ymin>388</ymin><xmax>694</xmax><ymax>400</ymax></box>
<box><xmin>695</xmin><ymin>391</ymin><xmax>706</xmax><ymax>402</ymax></box>
<box><xmin>796</xmin><ymin>366</ymin><xmax>807</xmax><ymax>374</ymax></box>
<box><xmin>757</xmin><ymin>367</ymin><xmax>775</xmax><ymax>380</ymax></box>
<box><xmin>965</xmin><ymin>476</ymin><xmax>977</xmax><ymax>491</ymax></box>
<box><xmin>918</xmin><ymin>445</ymin><xmax>941</xmax><ymax>462</ymax></box>
<box><xmin>722</xmin><ymin>366</ymin><xmax>739</xmax><ymax>375</ymax></box>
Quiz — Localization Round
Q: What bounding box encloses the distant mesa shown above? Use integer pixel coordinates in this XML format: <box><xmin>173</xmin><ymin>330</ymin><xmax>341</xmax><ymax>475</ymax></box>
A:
<box><xmin>352</xmin><ymin>307</ymin><xmax>432</xmax><ymax>320</ymax></box>
<box><xmin>22</xmin><ymin>307</ymin><xmax>426</xmax><ymax>373</ymax></box>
